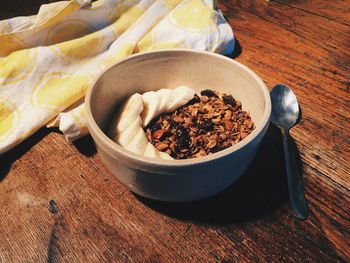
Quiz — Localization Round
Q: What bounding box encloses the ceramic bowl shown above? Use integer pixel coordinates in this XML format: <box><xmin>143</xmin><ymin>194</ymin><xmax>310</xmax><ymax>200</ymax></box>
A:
<box><xmin>85</xmin><ymin>50</ymin><xmax>271</xmax><ymax>202</ymax></box>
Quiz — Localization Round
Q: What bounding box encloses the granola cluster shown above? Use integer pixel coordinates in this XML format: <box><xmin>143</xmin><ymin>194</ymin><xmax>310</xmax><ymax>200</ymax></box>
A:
<box><xmin>145</xmin><ymin>90</ymin><xmax>255</xmax><ymax>159</ymax></box>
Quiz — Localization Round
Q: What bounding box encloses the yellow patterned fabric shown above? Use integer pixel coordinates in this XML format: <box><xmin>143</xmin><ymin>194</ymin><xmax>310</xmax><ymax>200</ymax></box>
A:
<box><xmin>0</xmin><ymin>0</ymin><xmax>234</xmax><ymax>154</ymax></box>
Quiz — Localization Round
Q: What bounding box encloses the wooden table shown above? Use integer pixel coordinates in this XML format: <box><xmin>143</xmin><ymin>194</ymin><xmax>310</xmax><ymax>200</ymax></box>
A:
<box><xmin>1</xmin><ymin>0</ymin><xmax>349</xmax><ymax>262</ymax></box>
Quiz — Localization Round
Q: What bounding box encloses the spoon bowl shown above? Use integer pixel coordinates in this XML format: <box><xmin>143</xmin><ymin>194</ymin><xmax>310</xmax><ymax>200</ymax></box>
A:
<box><xmin>270</xmin><ymin>84</ymin><xmax>299</xmax><ymax>131</ymax></box>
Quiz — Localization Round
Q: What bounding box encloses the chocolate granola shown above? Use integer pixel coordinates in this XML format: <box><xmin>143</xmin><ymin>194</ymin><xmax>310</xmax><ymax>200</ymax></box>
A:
<box><xmin>145</xmin><ymin>89</ymin><xmax>255</xmax><ymax>159</ymax></box>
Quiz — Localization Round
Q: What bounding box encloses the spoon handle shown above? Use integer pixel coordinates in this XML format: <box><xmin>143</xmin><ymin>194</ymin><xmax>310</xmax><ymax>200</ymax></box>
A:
<box><xmin>282</xmin><ymin>131</ymin><xmax>308</xmax><ymax>219</ymax></box>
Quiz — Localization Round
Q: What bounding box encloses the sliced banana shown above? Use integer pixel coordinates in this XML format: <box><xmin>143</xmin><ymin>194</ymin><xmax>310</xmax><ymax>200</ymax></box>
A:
<box><xmin>157</xmin><ymin>89</ymin><xmax>173</xmax><ymax>114</ymax></box>
<box><xmin>168</xmin><ymin>85</ymin><xmax>196</xmax><ymax>112</ymax></box>
<box><xmin>159</xmin><ymin>151</ymin><xmax>173</xmax><ymax>160</ymax></box>
<box><xmin>140</xmin><ymin>91</ymin><xmax>159</xmax><ymax>127</ymax></box>
<box><xmin>125</xmin><ymin>127</ymin><xmax>149</xmax><ymax>154</ymax></box>
<box><xmin>144</xmin><ymin>142</ymin><xmax>159</xmax><ymax>158</ymax></box>
<box><xmin>141</xmin><ymin>86</ymin><xmax>195</xmax><ymax>127</ymax></box>
<box><xmin>113</xmin><ymin>93</ymin><xmax>143</xmax><ymax>134</ymax></box>
<box><xmin>110</xmin><ymin>86</ymin><xmax>196</xmax><ymax>159</ymax></box>
<box><xmin>115</xmin><ymin>117</ymin><xmax>142</xmax><ymax>147</ymax></box>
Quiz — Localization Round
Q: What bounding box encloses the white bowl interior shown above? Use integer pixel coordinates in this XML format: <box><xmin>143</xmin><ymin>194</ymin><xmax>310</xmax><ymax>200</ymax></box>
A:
<box><xmin>90</xmin><ymin>51</ymin><xmax>268</xmax><ymax>141</ymax></box>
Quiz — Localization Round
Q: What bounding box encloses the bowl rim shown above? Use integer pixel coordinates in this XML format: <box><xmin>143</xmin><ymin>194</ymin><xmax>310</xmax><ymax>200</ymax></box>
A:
<box><xmin>85</xmin><ymin>49</ymin><xmax>271</xmax><ymax>168</ymax></box>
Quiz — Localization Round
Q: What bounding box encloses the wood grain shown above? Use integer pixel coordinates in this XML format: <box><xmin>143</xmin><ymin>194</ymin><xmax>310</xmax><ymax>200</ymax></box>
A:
<box><xmin>1</xmin><ymin>0</ymin><xmax>350</xmax><ymax>262</ymax></box>
<box><xmin>272</xmin><ymin>0</ymin><xmax>350</xmax><ymax>26</ymax></box>
<box><xmin>219</xmin><ymin>0</ymin><xmax>350</xmax><ymax>189</ymax></box>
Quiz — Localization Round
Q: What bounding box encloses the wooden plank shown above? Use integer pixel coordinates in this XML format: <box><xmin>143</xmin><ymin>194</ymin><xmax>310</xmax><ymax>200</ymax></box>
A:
<box><xmin>218</xmin><ymin>0</ymin><xmax>350</xmax><ymax>190</ymax></box>
<box><xmin>273</xmin><ymin>0</ymin><xmax>350</xmax><ymax>26</ymax></box>
<box><xmin>0</xmin><ymin>0</ymin><xmax>349</xmax><ymax>262</ymax></box>
<box><xmin>1</xmin><ymin>129</ymin><xmax>349</xmax><ymax>261</ymax></box>
<box><xmin>1</xmin><ymin>127</ymin><xmax>349</xmax><ymax>262</ymax></box>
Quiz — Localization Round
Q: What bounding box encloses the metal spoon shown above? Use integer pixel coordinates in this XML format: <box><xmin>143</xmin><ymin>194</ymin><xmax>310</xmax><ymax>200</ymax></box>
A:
<box><xmin>270</xmin><ymin>84</ymin><xmax>308</xmax><ymax>220</ymax></box>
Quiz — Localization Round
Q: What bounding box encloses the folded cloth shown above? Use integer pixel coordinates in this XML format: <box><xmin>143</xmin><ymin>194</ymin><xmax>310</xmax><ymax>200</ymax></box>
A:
<box><xmin>0</xmin><ymin>0</ymin><xmax>234</xmax><ymax>154</ymax></box>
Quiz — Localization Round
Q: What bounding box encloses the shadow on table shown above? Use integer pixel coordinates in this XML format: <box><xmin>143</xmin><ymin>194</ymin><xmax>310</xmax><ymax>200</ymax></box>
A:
<box><xmin>0</xmin><ymin>128</ymin><xmax>97</xmax><ymax>181</ymax></box>
<box><xmin>73</xmin><ymin>135</ymin><xmax>97</xmax><ymax>157</ymax></box>
<box><xmin>0</xmin><ymin>127</ymin><xmax>52</xmax><ymax>181</ymax></box>
<box><xmin>226</xmin><ymin>38</ymin><xmax>242</xmax><ymax>59</ymax></box>
<box><xmin>137</xmin><ymin>124</ymin><xmax>292</xmax><ymax>224</ymax></box>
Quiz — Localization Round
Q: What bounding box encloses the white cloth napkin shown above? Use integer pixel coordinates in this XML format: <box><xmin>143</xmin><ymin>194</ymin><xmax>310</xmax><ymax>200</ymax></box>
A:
<box><xmin>0</xmin><ymin>0</ymin><xmax>234</xmax><ymax>154</ymax></box>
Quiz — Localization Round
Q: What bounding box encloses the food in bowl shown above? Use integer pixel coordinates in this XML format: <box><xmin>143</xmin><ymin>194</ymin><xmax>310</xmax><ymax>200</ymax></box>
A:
<box><xmin>85</xmin><ymin>50</ymin><xmax>271</xmax><ymax>201</ymax></box>
<box><xmin>108</xmin><ymin>86</ymin><xmax>195</xmax><ymax>159</ymax></box>
<box><xmin>145</xmin><ymin>89</ymin><xmax>255</xmax><ymax>159</ymax></box>
<box><xmin>108</xmin><ymin>86</ymin><xmax>254</xmax><ymax>160</ymax></box>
